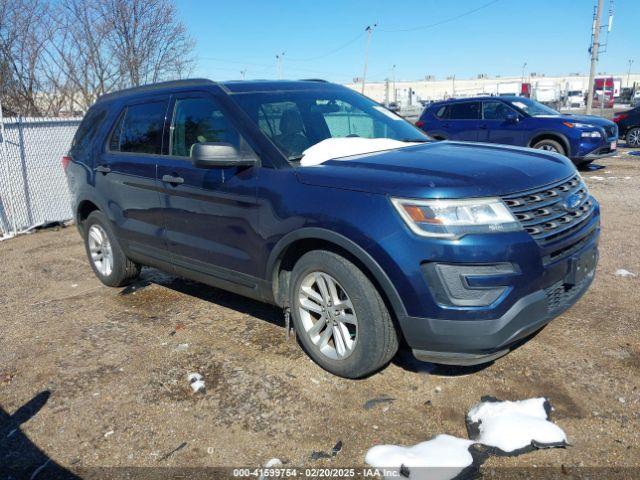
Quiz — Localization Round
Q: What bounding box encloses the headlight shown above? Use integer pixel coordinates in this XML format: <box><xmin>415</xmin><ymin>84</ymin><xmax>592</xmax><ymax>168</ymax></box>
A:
<box><xmin>391</xmin><ymin>197</ymin><xmax>522</xmax><ymax>239</ymax></box>
<box><xmin>581</xmin><ymin>130</ymin><xmax>602</xmax><ymax>138</ymax></box>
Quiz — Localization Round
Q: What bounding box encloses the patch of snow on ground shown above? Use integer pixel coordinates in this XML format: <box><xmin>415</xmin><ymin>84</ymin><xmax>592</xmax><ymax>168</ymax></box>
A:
<box><xmin>365</xmin><ymin>434</ymin><xmax>475</xmax><ymax>480</ymax></box>
<box><xmin>466</xmin><ymin>397</ymin><xmax>566</xmax><ymax>454</ymax></box>
<box><xmin>614</xmin><ymin>269</ymin><xmax>637</xmax><ymax>277</ymax></box>
<box><xmin>300</xmin><ymin>138</ymin><xmax>418</xmax><ymax>166</ymax></box>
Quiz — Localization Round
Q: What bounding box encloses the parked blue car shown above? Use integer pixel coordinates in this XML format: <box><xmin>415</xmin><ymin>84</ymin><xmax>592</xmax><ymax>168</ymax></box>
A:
<box><xmin>64</xmin><ymin>80</ymin><xmax>599</xmax><ymax>378</ymax></box>
<box><xmin>416</xmin><ymin>96</ymin><xmax>618</xmax><ymax>166</ymax></box>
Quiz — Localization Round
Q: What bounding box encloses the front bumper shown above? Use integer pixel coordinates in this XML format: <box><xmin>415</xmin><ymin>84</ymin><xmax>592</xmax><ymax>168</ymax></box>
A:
<box><xmin>395</xmin><ymin>217</ymin><xmax>600</xmax><ymax>366</ymax></box>
<box><xmin>409</xmin><ymin>263</ymin><xmax>595</xmax><ymax>365</ymax></box>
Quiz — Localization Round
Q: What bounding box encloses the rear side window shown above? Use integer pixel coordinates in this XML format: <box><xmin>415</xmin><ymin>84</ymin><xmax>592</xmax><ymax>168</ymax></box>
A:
<box><xmin>70</xmin><ymin>107</ymin><xmax>107</xmax><ymax>155</ymax></box>
<box><xmin>108</xmin><ymin>101</ymin><xmax>166</xmax><ymax>154</ymax></box>
<box><xmin>449</xmin><ymin>102</ymin><xmax>481</xmax><ymax>120</ymax></box>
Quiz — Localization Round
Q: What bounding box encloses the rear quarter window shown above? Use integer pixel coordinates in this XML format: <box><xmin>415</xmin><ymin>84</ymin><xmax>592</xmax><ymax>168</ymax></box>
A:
<box><xmin>70</xmin><ymin>107</ymin><xmax>107</xmax><ymax>156</ymax></box>
<box><xmin>435</xmin><ymin>105</ymin><xmax>449</xmax><ymax>119</ymax></box>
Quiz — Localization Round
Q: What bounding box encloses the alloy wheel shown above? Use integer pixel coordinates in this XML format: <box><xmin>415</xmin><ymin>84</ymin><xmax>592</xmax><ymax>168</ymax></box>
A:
<box><xmin>538</xmin><ymin>144</ymin><xmax>559</xmax><ymax>152</ymax></box>
<box><xmin>628</xmin><ymin>129</ymin><xmax>640</xmax><ymax>147</ymax></box>
<box><xmin>88</xmin><ymin>224</ymin><xmax>113</xmax><ymax>277</ymax></box>
<box><xmin>297</xmin><ymin>271</ymin><xmax>358</xmax><ymax>360</ymax></box>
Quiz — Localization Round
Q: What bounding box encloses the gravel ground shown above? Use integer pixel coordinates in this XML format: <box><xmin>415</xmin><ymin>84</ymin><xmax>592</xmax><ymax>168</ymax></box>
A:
<box><xmin>1</xmin><ymin>147</ymin><xmax>639</xmax><ymax>479</ymax></box>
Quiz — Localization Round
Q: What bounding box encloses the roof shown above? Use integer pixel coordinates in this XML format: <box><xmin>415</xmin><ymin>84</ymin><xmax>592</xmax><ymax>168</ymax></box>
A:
<box><xmin>95</xmin><ymin>78</ymin><xmax>217</xmax><ymax>103</ymax></box>
<box><xmin>95</xmin><ymin>78</ymin><xmax>340</xmax><ymax>103</ymax></box>
<box><xmin>220</xmin><ymin>79</ymin><xmax>341</xmax><ymax>93</ymax></box>
<box><xmin>433</xmin><ymin>95</ymin><xmax>526</xmax><ymax>105</ymax></box>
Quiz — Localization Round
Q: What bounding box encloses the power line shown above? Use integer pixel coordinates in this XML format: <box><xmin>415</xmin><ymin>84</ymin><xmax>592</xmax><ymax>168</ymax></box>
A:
<box><xmin>377</xmin><ymin>0</ymin><xmax>500</xmax><ymax>33</ymax></box>
<box><xmin>287</xmin><ymin>31</ymin><xmax>366</xmax><ymax>62</ymax></box>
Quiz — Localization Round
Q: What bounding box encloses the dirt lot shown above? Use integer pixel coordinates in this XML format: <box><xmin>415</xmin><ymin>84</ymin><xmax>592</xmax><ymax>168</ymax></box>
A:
<box><xmin>1</xmin><ymin>148</ymin><xmax>639</xmax><ymax>479</ymax></box>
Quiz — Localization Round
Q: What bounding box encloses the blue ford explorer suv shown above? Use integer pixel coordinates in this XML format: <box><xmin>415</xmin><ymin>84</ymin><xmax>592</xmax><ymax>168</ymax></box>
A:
<box><xmin>416</xmin><ymin>96</ymin><xmax>618</xmax><ymax>167</ymax></box>
<box><xmin>64</xmin><ymin>79</ymin><xmax>600</xmax><ymax>378</ymax></box>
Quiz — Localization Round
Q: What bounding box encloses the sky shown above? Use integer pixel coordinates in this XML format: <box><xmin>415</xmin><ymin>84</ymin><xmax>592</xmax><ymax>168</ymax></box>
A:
<box><xmin>175</xmin><ymin>0</ymin><xmax>640</xmax><ymax>84</ymax></box>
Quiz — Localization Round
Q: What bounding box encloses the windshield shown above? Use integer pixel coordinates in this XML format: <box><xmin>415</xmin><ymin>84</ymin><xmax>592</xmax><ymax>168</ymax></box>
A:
<box><xmin>507</xmin><ymin>97</ymin><xmax>559</xmax><ymax>116</ymax></box>
<box><xmin>567</xmin><ymin>91</ymin><xmax>581</xmax><ymax>96</ymax></box>
<box><xmin>231</xmin><ymin>88</ymin><xmax>429</xmax><ymax>161</ymax></box>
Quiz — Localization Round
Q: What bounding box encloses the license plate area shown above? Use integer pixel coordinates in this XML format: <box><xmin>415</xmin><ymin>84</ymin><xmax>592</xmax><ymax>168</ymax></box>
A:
<box><xmin>565</xmin><ymin>247</ymin><xmax>598</xmax><ymax>286</ymax></box>
<box><xmin>610</xmin><ymin>141</ymin><xmax>617</xmax><ymax>151</ymax></box>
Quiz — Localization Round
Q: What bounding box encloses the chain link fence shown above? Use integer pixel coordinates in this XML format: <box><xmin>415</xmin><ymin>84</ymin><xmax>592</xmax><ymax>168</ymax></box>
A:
<box><xmin>0</xmin><ymin>115</ymin><xmax>82</xmax><ymax>239</ymax></box>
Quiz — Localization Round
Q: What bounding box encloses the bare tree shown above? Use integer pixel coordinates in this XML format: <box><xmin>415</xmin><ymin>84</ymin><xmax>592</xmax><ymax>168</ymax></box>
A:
<box><xmin>0</xmin><ymin>0</ymin><xmax>53</xmax><ymax>115</ymax></box>
<box><xmin>101</xmin><ymin>0</ymin><xmax>195</xmax><ymax>87</ymax></box>
<box><xmin>1</xmin><ymin>0</ymin><xmax>195</xmax><ymax>115</ymax></box>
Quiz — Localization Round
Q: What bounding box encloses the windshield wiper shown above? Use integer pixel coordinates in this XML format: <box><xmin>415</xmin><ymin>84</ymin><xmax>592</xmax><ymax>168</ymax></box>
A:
<box><xmin>400</xmin><ymin>138</ymin><xmax>430</xmax><ymax>143</ymax></box>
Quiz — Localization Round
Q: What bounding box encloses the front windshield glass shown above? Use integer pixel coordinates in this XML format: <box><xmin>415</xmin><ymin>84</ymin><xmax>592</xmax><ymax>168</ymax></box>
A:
<box><xmin>507</xmin><ymin>97</ymin><xmax>559</xmax><ymax>116</ymax></box>
<box><xmin>231</xmin><ymin>88</ymin><xmax>429</xmax><ymax>161</ymax></box>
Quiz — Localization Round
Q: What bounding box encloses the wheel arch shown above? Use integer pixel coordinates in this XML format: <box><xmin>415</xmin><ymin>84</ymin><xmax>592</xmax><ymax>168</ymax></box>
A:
<box><xmin>527</xmin><ymin>131</ymin><xmax>571</xmax><ymax>156</ymax></box>
<box><xmin>267</xmin><ymin>228</ymin><xmax>408</xmax><ymax>323</ymax></box>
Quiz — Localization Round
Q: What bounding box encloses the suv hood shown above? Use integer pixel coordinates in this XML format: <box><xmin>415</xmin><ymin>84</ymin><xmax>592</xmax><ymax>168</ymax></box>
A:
<box><xmin>295</xmin><ymin>141</ymin><xmax>576</xmax><ymax>198</ymax></box>
<box><xmin>535</xmin><ymin>113</ymin><xmax>615</xmax><ymax>128</ymax></box>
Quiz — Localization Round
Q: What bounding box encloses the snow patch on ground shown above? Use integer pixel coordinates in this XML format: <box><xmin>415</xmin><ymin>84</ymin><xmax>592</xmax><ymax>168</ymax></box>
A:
<box><xmin>466</xmin><ymin>397</ymin><xmax>567</xmax><ymax>454</ymax></box>
<box><xmin>300</xmin><ymin>138</ymin><xmax>418</xmax><ymax>166</ymax></box>
<box><xmin>365</xmin><ymin>434</ymin><xmax>475</xmax><ymax>480</ymax></box>
<box><xmin>614</xmin><ymin>268</ymin><xmax>637</xmax><ymax>277</ymax></box>
<box><xmin>365</xmin><ymin>397</ymin><xmax>568</xmax><ymax>479</ymax></box>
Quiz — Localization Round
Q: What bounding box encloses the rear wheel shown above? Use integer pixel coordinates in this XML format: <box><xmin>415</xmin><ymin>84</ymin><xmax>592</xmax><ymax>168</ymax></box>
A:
<box><xmin>83</xmin><ymin>211</ymin><xmax>140</xmax><ymax>287</ymax></box>
<box><xmin>289</xmin><ymin>250</ymin><xmax>398</xmax><ymax>378</ymax></box>
<box><xmin>532</xmin><ymin>138</ymin><xmax>566</xmax><ymax>155</ymax></box>
<box><xmin>627</xmin><ymin>127</ymin><xmax>640</xmax><ymax>147</ymax></box>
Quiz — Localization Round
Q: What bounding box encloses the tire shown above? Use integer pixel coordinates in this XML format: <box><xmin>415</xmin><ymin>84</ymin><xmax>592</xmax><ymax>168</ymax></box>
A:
<box><xmin>289</xmin><ymin>250</ymin><xmax>398</xmax><ymax>378</ymax></box>
<box><xmin>532</xmin><ymin>138</ymin><xmax>566</xmax><ymax>156</ymax></box>
<box><xmin>83</xmin><ymin>210</ymin><xmax>141</xmax><ymax>287</ymax></box>
<box><xmin>626</xmin><ymin>127</ymin><xmax>640</xmax><ymax>148</ymax></box>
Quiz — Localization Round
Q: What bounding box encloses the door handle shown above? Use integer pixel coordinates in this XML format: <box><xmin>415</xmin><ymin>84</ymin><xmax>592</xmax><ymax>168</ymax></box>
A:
<box><xmin>162</xmin><ymin>174</ymin><xmax>184</xmax><ymax>185</ymax></box>
<box><xmin>95</xmin><ymin>165</ymin><xmax>111</xmax><ymax>174</ymax></box>
<box><xmin>479</xmin><ymin>124</ymin><xmax>488</xmax><ymax>129</ymax></box>
<box><xmin>443</xmin><ymin>123</ymin><xmax>450</xmax><ymax>128</ymax></box>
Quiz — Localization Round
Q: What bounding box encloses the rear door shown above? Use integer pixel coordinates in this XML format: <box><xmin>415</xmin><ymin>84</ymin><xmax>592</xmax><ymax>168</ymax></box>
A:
<box><xmin>480</xmin><ymin>100</ymin><xmax>526</xmax><ymax>146</ymax></box>
<box><xmin>446</xmin><ymin>101</ymin><xmax>481</xmax><ymax>141</ymax></box>
<box><xmin>95</xmin><ymin>97</ymin><xmax>169</xmax><ymax>257</ymax></box>
<box><xmin>155</xmin><ymin>92</ymin><xmax>262</xmax><ymax>285</ymax></box>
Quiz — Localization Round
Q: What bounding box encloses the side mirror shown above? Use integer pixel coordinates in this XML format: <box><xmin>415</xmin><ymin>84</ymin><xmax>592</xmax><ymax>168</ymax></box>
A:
<box><xmin>505</xmin><ymin>113</ymin><xmax>519</xmax><ymax>124</ymax></box>
<box><xmin>190</xmin><ymin>142</ymin><xmax>257</xmax><ymax>168</ymax></box>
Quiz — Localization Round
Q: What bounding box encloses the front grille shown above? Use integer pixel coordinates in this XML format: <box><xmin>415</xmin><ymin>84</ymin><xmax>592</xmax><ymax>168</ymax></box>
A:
<box><xmin>502</xmin><ymin>175</ymin><xmax>595</xmax><ymax>246</ymax></box>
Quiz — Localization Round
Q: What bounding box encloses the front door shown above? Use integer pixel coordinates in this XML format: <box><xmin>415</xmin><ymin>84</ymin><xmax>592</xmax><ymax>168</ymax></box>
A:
<box><xmin>480</xmin><ymin>101</ymin><xmax>526</xmax><ymax>146</ymax></box>
<box><xmin>156</xmin><ymin>92</ymin><xmax>262</xmax><ymax>291</ymax></box>
<box><xmin>95</xmin><ymin>97</ymin><xmax>169</xmax><ymax>257</ymax></box>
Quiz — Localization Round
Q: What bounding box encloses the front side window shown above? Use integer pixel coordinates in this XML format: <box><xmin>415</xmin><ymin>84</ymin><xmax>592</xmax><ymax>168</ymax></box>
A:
<box><xmin>449</xmin><ymin>102</ymin><xmax>481</xmax><ymax>120</ymax></box>
<box><xmin>109</xmin><ymin>101</ymin><xmax>166</xmax><ymax>154</ymax></box>
<box><xmin>483</xmin><ymin>101</ymin><xmax>513</xmax><ymax>120</ymax></box>
<box><xmin>232</xmin><ymin>88</ymin><xmax>428</xmax><ymax>161</ymax></box>
<box><xmin>170</xmin><ymin>97</ymin><xmax>240</xmax><ymax>157</ymax></box>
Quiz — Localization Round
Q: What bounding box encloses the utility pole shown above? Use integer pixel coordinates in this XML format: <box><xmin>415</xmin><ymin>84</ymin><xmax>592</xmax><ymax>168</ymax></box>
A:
<box><xmin>521</xmin><ymin>62</ymin><xmax>527</xmax><ymax>86</ymax></box>
<box><xmin>392</xmin><ymin>64</ymin><xmax>397</xmax><ymax>103</ymax></box>
<box><xmin>452</xmin><ymin>75</ymin><xmax>456</xmax><ymax>97</ymax></box>
<box><xmin>361</xmin><ymin>24</ymin><xmax>376</xmax><ymax>94</ymax></box>
<box><xmin>276</xmin><ymin>52</ymin><xmax>285</xmax><ymax>80</ymax></box>
<box><xmin>627</xmin><ymin>59</ymin><xmax>634</xmax><ymax>88</ymax></box>
<box><xmin>240</xmin><ymin>69</ymin><xmax>247</xmax><ymax>80</ymax></box>
<box><xmin>586</xmin><ymin>0</ymin><xmax>604</xmax><ymax>114</ymax></box>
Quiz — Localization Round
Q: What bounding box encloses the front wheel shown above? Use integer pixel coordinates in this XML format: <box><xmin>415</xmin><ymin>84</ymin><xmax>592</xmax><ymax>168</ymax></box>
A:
<box><xmin>289</xmin><ymin>250</ymin><xmax>398</xmax><ymax>378</ymax></box>
<box><xmin>626</xmin><ymin>127</ymin><xmax>640</xmax><ymax>147</ymax></box>
<box><xmin>532</xmin><ymin>139</ymin><xmax>566</xmax><ymax>156</ymax></box>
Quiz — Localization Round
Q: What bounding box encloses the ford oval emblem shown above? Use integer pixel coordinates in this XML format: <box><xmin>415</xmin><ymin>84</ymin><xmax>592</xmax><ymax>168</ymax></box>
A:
<box><xmin>564</xmin><ymin>193</ymin><xmax>581</xmax><ymax>210</ymax></box>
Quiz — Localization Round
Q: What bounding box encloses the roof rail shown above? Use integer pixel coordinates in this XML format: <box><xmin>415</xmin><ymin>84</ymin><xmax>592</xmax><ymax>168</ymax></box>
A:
<box><xmin>96</xmin><ymin>78</ymin><xmax>216</xmax><ymax>103</ymax></box>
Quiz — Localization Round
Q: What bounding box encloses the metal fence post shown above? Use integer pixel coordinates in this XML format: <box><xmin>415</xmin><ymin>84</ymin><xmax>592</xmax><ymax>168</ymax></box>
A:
<box><xmin>0</xmin><ymin>101</ymin><xmax>19</xmax><ymax>236</ymax></box>
<box><xmin>16</xmin><ymin>116</ymin><xmax>34</xmax><ymax>227</ymax></box>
